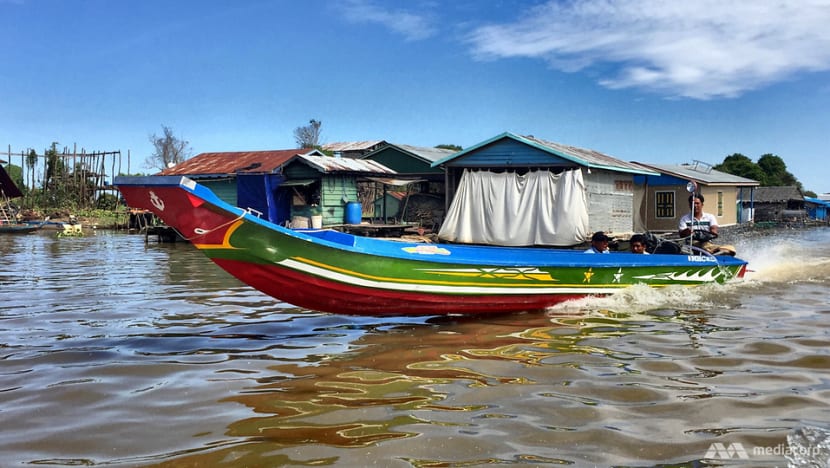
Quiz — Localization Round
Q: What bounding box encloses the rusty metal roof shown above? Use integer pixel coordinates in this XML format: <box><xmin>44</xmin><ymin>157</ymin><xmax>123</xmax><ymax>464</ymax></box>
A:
<box><xmin>158</xmin><ymin>149</ymin><xmax>318</xmax><ymax>176</ymax></box>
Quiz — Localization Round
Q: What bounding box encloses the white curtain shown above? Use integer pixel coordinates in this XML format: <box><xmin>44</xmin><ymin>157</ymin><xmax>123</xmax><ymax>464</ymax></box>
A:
<box><xmin>438</xmin><ymin>169</ymin><xmax>590</xmax><ymax>247</ymax></box>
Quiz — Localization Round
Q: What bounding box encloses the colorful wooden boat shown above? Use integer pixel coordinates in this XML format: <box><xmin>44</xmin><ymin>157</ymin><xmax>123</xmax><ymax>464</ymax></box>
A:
<box><xmin>114</xmin><ymin>176</ymin><xmax>748</xmax><ymax>316</ymax></box>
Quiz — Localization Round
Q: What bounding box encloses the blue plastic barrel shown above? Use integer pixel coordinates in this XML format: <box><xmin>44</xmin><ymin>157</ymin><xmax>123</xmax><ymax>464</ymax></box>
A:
<box><xmin>345</xmin><ymin>202</ymin><xmax>362</xmax><ymax>224</ymax></box>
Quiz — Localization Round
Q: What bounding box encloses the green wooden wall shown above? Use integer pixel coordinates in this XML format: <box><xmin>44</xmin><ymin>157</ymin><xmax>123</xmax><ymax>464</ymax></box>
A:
<box><xmin>367</xmin><ymin>147</ymin><xmax>442</xmax><ymax>174</ymax></box>
<box><xmin>320</xmin><ymin>175</ymin><xmax>359</xmax><ymax>224</ymax></box>
<box><xmin>202</xmin><ymin>179</ymin><xmax>238</xmax><ymax>207</ymax></box>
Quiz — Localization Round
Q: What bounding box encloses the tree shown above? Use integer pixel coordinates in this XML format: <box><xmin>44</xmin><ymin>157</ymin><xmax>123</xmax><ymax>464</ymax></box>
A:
<box><xmin>757</xmin><ymin>153</ymin><xmax>799</xmax><ymax>188</ymax></box>
<box><xmin>293</xmin><ymin>119</ymin><xmax>322</xmax><ymax>148</ymax></box>
<box><xmin>44</xmin><ymin>142</ymin><xmax>63</xmax><ymax>190</ymax></box>
<box><xmin>713</xmin><ymin>153</ymin><xmax>765</xmax><ymax>182</ymax></box>
<box><xmin>147</xmin><ymin>125</ymin><xmax>192</xmax><ymax>171</ymax></box>
<box><xmin>715</xmin><ymin>152</ymin><xmax>805</xmax><ymax>190</ymax></box>
<box><xmin>25</xmin><ymin>148</ymin><xmax>37</xmax><ymax>200</ymax></box>
<box><xmin>436</xmin><ymin>144</ymin><xmax>462</xmax><ymax>151</ymax></box>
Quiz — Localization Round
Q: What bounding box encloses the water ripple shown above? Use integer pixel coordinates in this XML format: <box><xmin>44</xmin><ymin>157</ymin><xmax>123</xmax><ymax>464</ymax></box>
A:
<box><xmin>1</xmin><ymin>229</ymin><xmax>830</xmax><ymax>466</ymax></box>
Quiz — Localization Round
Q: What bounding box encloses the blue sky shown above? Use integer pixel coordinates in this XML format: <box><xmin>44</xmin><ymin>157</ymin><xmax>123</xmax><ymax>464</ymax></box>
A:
<box><xmin>2</xmin><ymin>0</ymin><xmax>829</xmax><ymax>193</ymax></box>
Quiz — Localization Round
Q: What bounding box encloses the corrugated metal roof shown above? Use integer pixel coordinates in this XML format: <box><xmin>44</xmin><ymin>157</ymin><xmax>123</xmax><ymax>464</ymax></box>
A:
<box><xmin>295</xmin><ymin>154</ymin><xmax>397</xmax><ymax>174</ymax></box>
<box><xmin>520</xmin><ymin>134</ymin><xmax>656</xmax><ymax>174</ymax></box>
<box><xmin>431</xmin><ymin>132</ymin><xmax>658</xmax><ymax>175</ymax></box>
<box><xmin>390</xmin><ymin>143</ymin><xmax>457</xmax><ymax>163</ymax></box>
<box><xmin>637</xmin><ymin>162</ymin><xmax>760</xmax><ymax>186</ymax></box>
<box><xmin>159</xmin><ymin>149</ymin><xmax>318</xmax><ymax>176</ymax></box>
<box><xmin>321</xmin><ymin>141</ymin><xmax>386</xmax><ymax>153</ymax></box>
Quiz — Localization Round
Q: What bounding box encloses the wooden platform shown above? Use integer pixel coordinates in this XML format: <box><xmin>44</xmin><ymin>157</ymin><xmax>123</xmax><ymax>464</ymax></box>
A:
<box><xmin>331</xmin><ymin>223</ymin><xmax>418</xmax><ymax>238</ymax></box>
<box><xmin>145</xmin><ymin>226</ymin><xmax>184</xmax><ymax>243</ymax></box>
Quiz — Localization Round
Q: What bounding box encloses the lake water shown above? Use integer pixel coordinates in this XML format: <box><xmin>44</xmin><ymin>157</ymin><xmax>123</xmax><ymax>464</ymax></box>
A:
<box><xmin>1</xmin><ymin>227</ymin><xmax>829</xmax><ymax>467</ymax></box>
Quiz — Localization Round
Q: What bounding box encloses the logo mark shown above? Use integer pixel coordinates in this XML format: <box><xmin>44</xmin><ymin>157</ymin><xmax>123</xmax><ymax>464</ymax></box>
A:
<box><xmin>705</xmin><ymin>442</ymin><xmax>749</xmax><ymax>460</ymax></box>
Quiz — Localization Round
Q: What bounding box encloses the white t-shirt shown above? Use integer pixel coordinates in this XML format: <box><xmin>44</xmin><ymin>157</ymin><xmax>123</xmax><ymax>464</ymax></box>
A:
<box><xmin>679</xmin><ymin>212</ymin><xmax>718</xmax><ymax>233</ymax></box>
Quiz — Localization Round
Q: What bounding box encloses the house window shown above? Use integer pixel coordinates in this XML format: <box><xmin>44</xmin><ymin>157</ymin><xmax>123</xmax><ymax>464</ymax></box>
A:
<box><xmin>717</xmin><ymin>191</ymin><xmax>723</xmax><ymax>216</ymax></box>
<box><xmin>655</xmin><ymin>191</ymin><xmax>675</xmax><ymax>218</ymax></box>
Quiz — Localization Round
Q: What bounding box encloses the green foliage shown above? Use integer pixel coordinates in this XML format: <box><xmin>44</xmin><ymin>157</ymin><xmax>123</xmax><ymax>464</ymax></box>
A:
<box><xmin>714</xmin><ymin>153</ymin><xmax>765</xmax><ymax>181</ymax></box>
<box><xmin>757</xmin><ymin>154</ymin><xmax>798</xmax><ymax>186</ymax></box>
<box><xmin>96</xmin><ymin>193</ymin><xmax>120</xmax><ymax>210</ymax></box>
<box><xmin>74</xmin><ymin>208</ymin><xmax>129</xmax><ymax>228</ymax></box>
<box><xmin>714</xmin><ymin>152</ymin><xmax>803</xmax><ymax>191</ymax></box>
<box><xmin>436</xmin><ymin>144</ymin><xmax>462</xmax><ymax>151</ymax></box>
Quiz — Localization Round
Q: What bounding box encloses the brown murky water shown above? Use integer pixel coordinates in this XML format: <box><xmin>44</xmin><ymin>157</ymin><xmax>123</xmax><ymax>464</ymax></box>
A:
<box><xmin>1</xmin><ymin>228</ymin><xmax>829</xmax><ymax>467</ymax></box>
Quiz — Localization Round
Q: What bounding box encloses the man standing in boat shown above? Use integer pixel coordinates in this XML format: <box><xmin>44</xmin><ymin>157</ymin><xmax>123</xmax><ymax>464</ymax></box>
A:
<box><xmin>678</xmin><ymin>194</ymin><xmax>719</xmax><ymax>252</ymax></box>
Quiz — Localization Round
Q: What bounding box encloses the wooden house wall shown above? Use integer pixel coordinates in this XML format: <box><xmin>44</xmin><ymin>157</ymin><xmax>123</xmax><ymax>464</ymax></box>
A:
<box><xmin>443</xmin><ymin>139</ymin><xmax>575</xmax><ymax>168</ymax></box>
<box><xmin>366</xmin><ymin>148</ymin><xmax>442</xmax><ymax>174</ymax></box>
<box><xmin>202</xmin><ymin>179</ymin><xmax>238</xmax><ymax>207</ymax></box>
<box><xmin>281</xmin><ymin>160</ymin><xmax>361</xmax><ymax>225</ymax></box>
<box><xmin>640</xmin><ymin>184</ymin><xmax>741</xmax><ymax>232</ymax></box>
<box><xmin>320</xmin><ymin>175</ymin><xmax>359</xmax><ymax>224</ymax></box>
<box><xmin>753</xmin><ymin>200</ymin><xmax>806</xmax><ymax>222</ymax></box>
<box><xmin>373</xmin><ymin>193</ymin><xmax>403</xmax><ymax>221</ymax></box>
<box><xmin>807</xmin><ymin>204</ymin><xmax>827</xmax><ymax>220</ymax></box>
<box><xmin>441</xmin><ymin>140</ymin><xmax>580</xmax><ymax>211</ymax></box>
<box><xmin>283</xmin><ymin>163</ymin><xmax>319</xmax><ymax>179</ymax></box>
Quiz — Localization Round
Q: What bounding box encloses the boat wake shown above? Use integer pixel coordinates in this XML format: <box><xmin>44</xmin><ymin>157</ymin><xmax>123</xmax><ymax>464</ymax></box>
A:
<box><xmin>737</xmin><ymin>232</ymin><xmax>830</xmax><ymax>284</ymax></box>
<box><xmin>546</xmin><ymin>228</ymin><xmax>830</xmax><ymax>315</ymax></box>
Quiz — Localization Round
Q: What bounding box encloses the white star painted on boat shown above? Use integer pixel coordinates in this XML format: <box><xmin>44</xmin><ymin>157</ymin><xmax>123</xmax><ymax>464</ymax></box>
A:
<box><xmin>613</xmin><ymin>268</ymin><xmax>623</xmax><ymax>283</ymax></box>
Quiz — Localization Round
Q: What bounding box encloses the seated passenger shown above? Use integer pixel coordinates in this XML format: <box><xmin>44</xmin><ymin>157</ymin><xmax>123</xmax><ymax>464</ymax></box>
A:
<box><xmin>585</xmin><ymin>231</ymin><xmax>611</xmax><ymax>253</ymax></box>
<box><xmin>630</xmin><ymin>234</ymin><xmax>649</xmax><ymax>254</ymax></box>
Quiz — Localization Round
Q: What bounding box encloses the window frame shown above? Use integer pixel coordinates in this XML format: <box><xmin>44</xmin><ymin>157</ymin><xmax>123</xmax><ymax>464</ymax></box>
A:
<box><xmin>655</xmin><ymin>190</ymin><xmax>676</xmax><ymax>219</ymax></box>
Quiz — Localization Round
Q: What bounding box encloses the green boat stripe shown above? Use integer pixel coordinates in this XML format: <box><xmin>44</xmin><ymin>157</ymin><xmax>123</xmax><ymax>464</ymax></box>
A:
<box><xmin>277</xmin><ymin>258</ymin><xmax>696</xmax><ymax>295</ymax></box>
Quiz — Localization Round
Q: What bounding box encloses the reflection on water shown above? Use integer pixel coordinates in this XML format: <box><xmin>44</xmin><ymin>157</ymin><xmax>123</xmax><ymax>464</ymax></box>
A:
<box><xmin>1</xmin><ymin>229</ymin><xmax>829</xmax><ymax>467</ymax></box>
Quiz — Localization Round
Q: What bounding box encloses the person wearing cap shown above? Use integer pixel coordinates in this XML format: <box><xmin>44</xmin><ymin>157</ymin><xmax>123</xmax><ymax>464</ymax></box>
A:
<box><xmin>584</xmin><ymin>231</ymin><xmax>611</xmax><ymax>253</ymax></box>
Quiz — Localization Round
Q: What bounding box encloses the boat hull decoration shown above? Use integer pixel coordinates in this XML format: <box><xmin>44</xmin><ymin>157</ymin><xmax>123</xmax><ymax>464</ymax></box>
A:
<box><xmin>115</xmin><ymin>176</ymin><xmax>748</xmax><ymax>316</ymax></box>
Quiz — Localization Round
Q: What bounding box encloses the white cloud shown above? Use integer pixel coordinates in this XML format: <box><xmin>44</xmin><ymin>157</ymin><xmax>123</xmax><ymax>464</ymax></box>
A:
<box><xmin>339</xmin><ymin>0</ymin><xmax>437</xmax><ymax>42</ymax></box>
<box><xmin>466</xmin><ymin>0</ymin><xmax>830</xmax><ymax>99</ymax></box>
